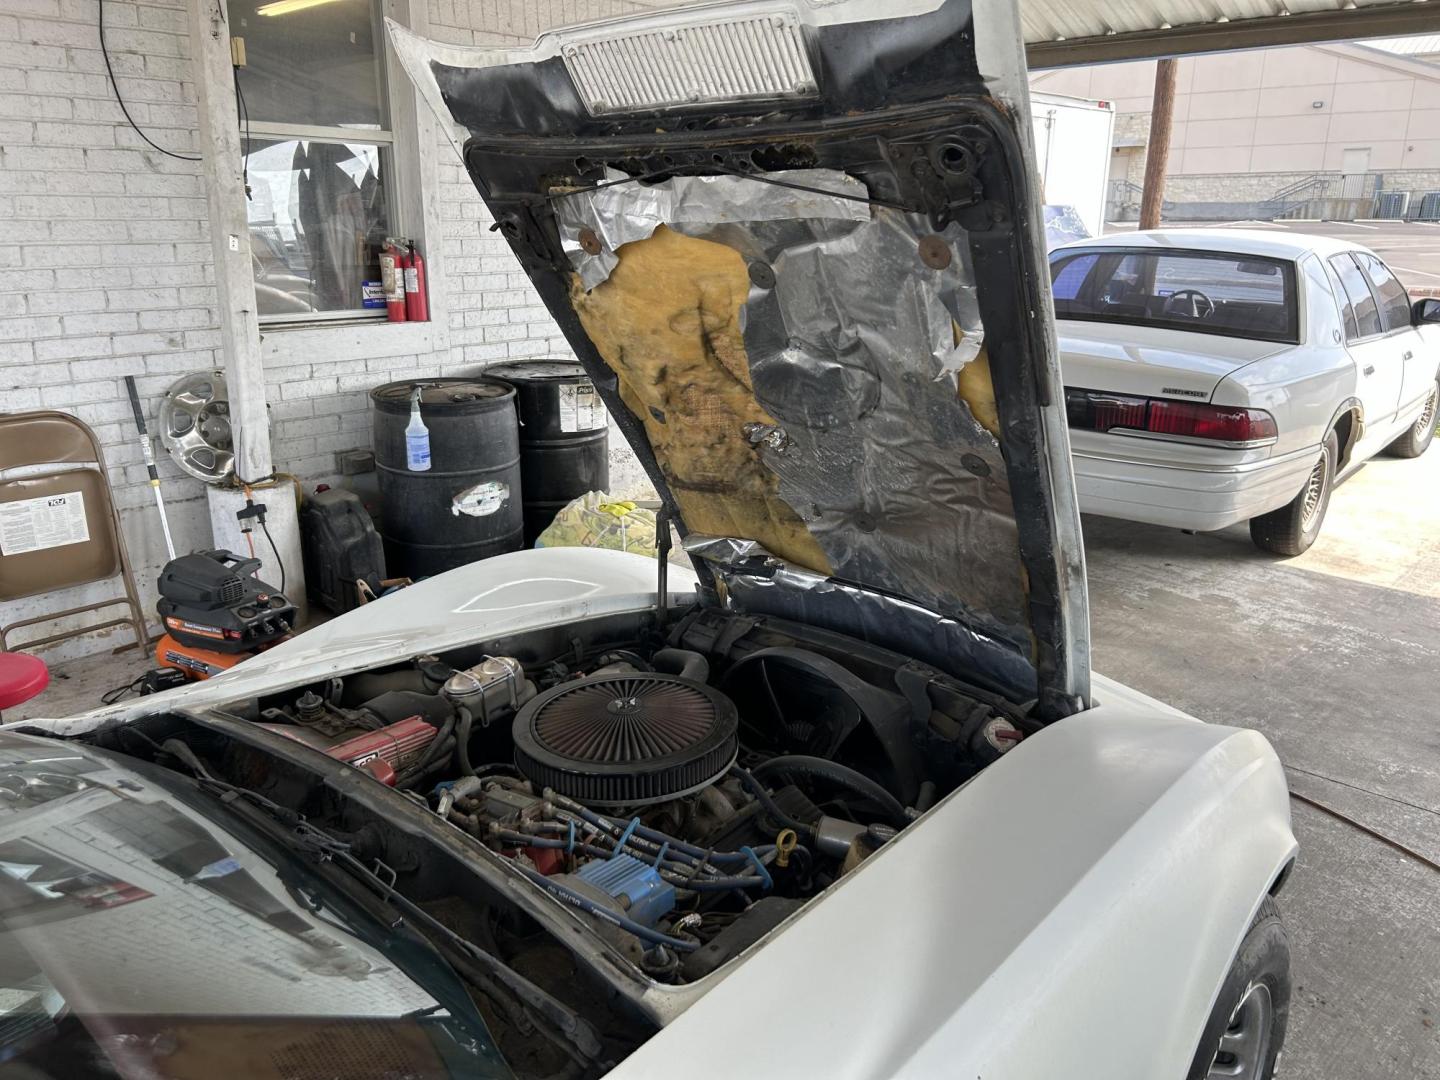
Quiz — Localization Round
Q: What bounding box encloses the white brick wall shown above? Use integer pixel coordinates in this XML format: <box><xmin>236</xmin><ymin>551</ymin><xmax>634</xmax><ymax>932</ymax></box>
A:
<box><xmin>421</xmin><ymin>0</ymin><xmax>657</xmax><ymax>497</ymax></box>
<box><xmin>1</xmin><ymin>0</ymin><xmax>660</xmax><ymax>663</ymax></box>
<box><xmin>0</xmin><ymin>0</ymin><xmax>216</xmax><ymax>662</ymax></box>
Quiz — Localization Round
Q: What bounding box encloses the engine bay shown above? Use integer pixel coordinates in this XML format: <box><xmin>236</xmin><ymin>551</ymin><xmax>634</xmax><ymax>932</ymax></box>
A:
<box><xmin>80</xmin><ymin>607</ymin><xmax>1030</xmax><ymax>1071</ymax></box>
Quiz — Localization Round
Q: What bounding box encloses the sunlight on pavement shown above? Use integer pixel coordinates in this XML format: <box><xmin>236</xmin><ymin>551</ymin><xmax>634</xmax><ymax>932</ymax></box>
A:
<box><xmin>1288</xmin><ymin>443</ymin><xmax>1440</xmax><ymax>599</ymax></box>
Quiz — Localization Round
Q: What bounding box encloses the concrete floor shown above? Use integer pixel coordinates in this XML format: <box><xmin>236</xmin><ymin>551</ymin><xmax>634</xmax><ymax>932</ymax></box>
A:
<box><xmin>10</xmin><ymin>438</ymin><xmax>1440</xmax><ymax>1079</ymax></box>
<box><xmin>1083</xmin><ymin>445</ymin><xmax>1440</xmax><ymax>1079</ymax></box>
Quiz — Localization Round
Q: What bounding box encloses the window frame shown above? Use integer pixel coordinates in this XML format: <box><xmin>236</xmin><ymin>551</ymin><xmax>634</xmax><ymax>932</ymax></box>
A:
<box><xmin>1319</xmin><ymin>255</ymin><xmax>1359</xmax><ymax>342</ymax></box>
<box><xmin>1047</xmin><ymin>246</ymin><xmax>1301</xmax><ymax>346</ymax></box>
<box><xmin>234</xmin><ymin>0</ymin><xmax>410</xmax><ymax>329</ymax></box>
<box><xmin>1326</xmin><ymin>252</ymin><xmax>1386</xmax><ymax>345</ymax></box>
<box><xmin>1354</xmin><ymin>252</ymin><xmax>1412</xmax><ymax>335</ymax></box>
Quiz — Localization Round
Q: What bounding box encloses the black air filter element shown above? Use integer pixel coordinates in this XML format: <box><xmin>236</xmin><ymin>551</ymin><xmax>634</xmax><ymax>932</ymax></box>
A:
<box><xmin>512</xmin><ymin>674</ymin><xmax>738</xmax><ymax>807</ymax></box>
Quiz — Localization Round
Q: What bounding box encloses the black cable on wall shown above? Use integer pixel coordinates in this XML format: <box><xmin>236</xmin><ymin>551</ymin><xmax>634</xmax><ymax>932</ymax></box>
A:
<box><xmin>99</xmin><ymin>0</ymin><xmax>203</xmax><ymax>162</ymax></box>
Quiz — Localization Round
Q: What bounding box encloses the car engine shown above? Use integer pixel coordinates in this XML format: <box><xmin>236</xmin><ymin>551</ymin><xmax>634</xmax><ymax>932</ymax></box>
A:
<box><xmin>237</xmin><ymin>612</ymin><xmax>1027</xmax><ymax>986</ymax></box>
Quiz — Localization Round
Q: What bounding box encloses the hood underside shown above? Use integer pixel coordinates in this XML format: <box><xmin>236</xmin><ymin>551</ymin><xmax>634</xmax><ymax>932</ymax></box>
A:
<box><xmin>390</xmin><ymin>0</ymin><xmax>1089</xmax><ymax>716</ymax></box>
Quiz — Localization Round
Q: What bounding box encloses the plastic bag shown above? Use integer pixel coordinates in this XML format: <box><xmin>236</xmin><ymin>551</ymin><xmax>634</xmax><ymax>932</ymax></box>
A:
<box><xmin>534</xmin><ymin>492</ymin><xmax>660</xmax><ymax>555</ymax></box>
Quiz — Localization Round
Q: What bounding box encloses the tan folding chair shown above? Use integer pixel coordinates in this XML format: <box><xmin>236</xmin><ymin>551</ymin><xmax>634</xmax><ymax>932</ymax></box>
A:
<box><xmin>0</xmin><ymin>411</ymin><xmax>151</xmax><ymax>654</ymax></box>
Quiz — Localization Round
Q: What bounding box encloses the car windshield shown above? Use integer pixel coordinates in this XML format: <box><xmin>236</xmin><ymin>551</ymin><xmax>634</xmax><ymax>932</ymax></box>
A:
<box><xmin>1050</xmin><ymin>248</ymin><xmax>1300</xmax><ymax>344</ymax></box>
<box><xmin>0</xmin><ymin>740</ymin><xmax>512</xmax><ymax>1079</ymax></box>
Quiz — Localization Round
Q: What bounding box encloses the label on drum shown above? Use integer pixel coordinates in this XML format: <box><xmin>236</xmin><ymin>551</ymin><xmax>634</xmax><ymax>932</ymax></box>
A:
<box><xmin>558</xmin><ymin>383</ymin><xmax>607</xmax><ymax>433</ymax></box>
<box><xmin>452</xmin><ymin>480</ymin><xmax>510</xmax><ymax>517</ymax></box>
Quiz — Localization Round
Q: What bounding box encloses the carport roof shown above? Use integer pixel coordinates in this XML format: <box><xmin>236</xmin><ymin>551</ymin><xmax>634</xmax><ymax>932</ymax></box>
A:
<box><xmin>1023</xmin><ymin>0</ymin><xmax>1440</xmax><ymax>67</ymax></box>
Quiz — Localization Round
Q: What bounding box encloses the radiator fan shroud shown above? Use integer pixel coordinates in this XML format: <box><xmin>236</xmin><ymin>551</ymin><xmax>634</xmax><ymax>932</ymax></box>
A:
<box><xmin>512</xmin><ymin>673</ymin><xmax>739</xmax><ymax>807</ymax></box>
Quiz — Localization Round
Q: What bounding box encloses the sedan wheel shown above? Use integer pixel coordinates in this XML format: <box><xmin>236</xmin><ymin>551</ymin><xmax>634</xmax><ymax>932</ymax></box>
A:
<box><xmin>1207</xmin><ymin>983</ymin><xmax>1275</xmax><ymax>1078</ymax></box>
<box><xmin>1385</xmin><ymin>378</ymin><xmax>1438</xmax><ymax>459</ymax></box>
<box><xmin>1185</xmin><ymin>896</ymin><xmax>1290</xmax><ymax>1080</ymax></box>
<box><xmin>1298</xmin><ymin>452</ymin><xmax>1328</xmax><ymax>533</ymax></box>
<box><xmin>1250</xmin><ymin>429</ymin><xmax>1338</xmax><ymax>556</ymax></box>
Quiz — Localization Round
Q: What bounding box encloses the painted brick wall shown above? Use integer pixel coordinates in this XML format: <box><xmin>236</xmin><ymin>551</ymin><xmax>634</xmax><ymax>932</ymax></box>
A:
<box><xmin>0</xmin><ymin>0</ymin><xmax>217</xmax><ymax>661</ymax></box>
<box><xmin>423</xmin><ymin>0</ymin><xmax>659</xmax><ymax>496</ymax></box>
<box><xmin>1</xmin><ymin>0</ymin><xmax>663</xmax><ymax>662</ymax></box>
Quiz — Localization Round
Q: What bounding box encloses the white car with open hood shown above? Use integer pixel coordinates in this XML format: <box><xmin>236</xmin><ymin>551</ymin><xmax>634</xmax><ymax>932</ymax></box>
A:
<box><xmin>1053</xmin><ymin>230</ymin><xmax>1440</xmax><ymax>554</ymax></box>
<box><xmin>1</xmin><ymin>2</ymin><xmax>1296</xmax><ymax>1078</ymax></box>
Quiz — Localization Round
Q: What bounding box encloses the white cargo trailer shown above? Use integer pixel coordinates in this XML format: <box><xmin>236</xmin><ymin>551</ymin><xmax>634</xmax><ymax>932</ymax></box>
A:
<box><xmin>1030</xmin><ymin>92</ymin><xmax>1115</xmax><ymax>242</ymax></box>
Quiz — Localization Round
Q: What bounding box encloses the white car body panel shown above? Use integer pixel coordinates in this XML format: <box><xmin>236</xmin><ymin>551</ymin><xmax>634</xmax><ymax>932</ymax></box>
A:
<box><xmin>1055</xmin><ymin>229</ymin><xmax>1440</xmax><ymax>531</ymax></box>
<box><xmin>8</xmin><ymin>0</ymin><xmax>1307</xmax><ymax>1070</ymax></box>
<box><xmin>9</xmin><ymin>547</ymin><xmax>699</xmax><ymax>738</ymax></box>
<box><xmin>1058</xmin><ymin>323</ymin><xmax>1290</xmax><ymax>401</ymax></box>
<box><xmin>10</xmin><ymin>546</ymin><xmax>1297</xmax><ymax>1077</ymax></box>
<box><xmin>614</xmin><ymin>690</ymin><xmax>1293</xmax><ymax>1079</ymax></box>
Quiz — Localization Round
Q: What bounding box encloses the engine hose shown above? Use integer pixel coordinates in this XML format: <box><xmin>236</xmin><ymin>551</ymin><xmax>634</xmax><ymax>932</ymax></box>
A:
<box><xmin>524</xmin><ymin>819</ymin><xmax>780</xmax><ymax>891</ymax></box>
<box><xmin>491</xmin><ymin>830</ymin><xmax>609</xmax><ymax>860</ymax></box>
<box><xmin>751</xmin><ymin>755</ymin><xmax>909</xmax><ymax>829</ymax></box>
<box><xmin>914</xmin><ymin>780</ymin><xmax>938</xmax><ymax>814</ymax></box>
<box><xmin>514</xmin><ymin>864</ymin><xmax>700</xmax><ymax>952</ymax></box>
<box><xmin>395</xmin><ymin>717</ymin><xmax>455</xmax><ymax>788</ymax></box>
<box><xmin>534</xmin><ymin>818</ymin><xmax>754</xmax><ymax>882</ymax></box>
<box><xmin>455</xmin><ymin>706</ymin><xmax>477</xmax><ymax>777</ymax></box>
<box><xmin>549</xmin><ymin>798</ymin><xmax>755</xmax><ymax>867</ymax></box>
<box><xmin>729</xmin><ymin>766</ymin><xmax>818</xmax><ymax>843</ymax></box>
<box><xmin>650</xmin><ymin>648</ymin><xmax>710</xmax><ymax>683</ymax></box>
<box><xmin>610</xmin><ymin>821</ymin><xmax>754</xmax><ymax>866</ymax></box>
<box><xmin>544</xmin><ymin>811</ymin><xmax>695</xmax><ymax>866</ymax></box>
<box><xmin>658</xmin><ymin>872</ymin><xmax>769</xmax><ymax>892</ymax></box>
<box><xmin>493</xmin><ymin>830</ymin><xmax>714</xmax><ymax>879</ymax></box>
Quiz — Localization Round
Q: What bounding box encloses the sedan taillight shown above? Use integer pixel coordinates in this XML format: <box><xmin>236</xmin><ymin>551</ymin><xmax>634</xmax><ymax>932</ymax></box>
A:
<box><xmin>1065</xmin><ymin>388</ymin><xmax>1277</xmax><ymax>444</ymax></box>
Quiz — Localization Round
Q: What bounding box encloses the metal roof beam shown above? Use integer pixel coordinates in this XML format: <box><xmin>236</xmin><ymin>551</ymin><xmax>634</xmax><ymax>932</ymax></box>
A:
<box><xmin>1027</xmin><ymin>2</ymin><xmax>1440</xmax><ymax>68</ymax></box>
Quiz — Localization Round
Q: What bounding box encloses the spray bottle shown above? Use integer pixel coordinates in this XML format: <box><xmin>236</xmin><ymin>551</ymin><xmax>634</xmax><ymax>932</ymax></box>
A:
<box><xmin>406</xmin><ymin>386</ymin><xmax>431</xmax><ymax>472</ymax></box>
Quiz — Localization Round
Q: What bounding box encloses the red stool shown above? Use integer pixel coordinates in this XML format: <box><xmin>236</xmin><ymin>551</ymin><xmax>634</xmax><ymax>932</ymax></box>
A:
<box><xmin>0</xmin><ymin>651</ymin><xmax>49</xmax><ymax>717</ymax></box>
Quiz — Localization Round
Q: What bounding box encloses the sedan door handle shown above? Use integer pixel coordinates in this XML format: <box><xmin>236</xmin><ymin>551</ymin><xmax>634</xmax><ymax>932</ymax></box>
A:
<box><xmin>1363</xmin><ymin>365</ymin><xmax>1375</xmax><ymax>375</ymax></box>
<box><xmin>1403</xmin><ymin>350</ymin><xmax>1414</xmax><ymax>360</ymax></box>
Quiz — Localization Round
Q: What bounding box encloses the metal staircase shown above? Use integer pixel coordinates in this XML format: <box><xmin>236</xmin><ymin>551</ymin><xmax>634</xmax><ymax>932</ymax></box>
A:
<box><xmin>1260</xmin><ymin>173</ymin><xmax>1380</xmax><ymax>220</ymax></box>
<box><xmin>1106</xmin><ymin>179</ymin><xmax>1173</xmax><ymax>221</ymax></box>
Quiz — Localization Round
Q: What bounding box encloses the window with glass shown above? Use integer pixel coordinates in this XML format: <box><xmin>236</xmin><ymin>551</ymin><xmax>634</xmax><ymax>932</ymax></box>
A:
<box><xmin>1048</xmin><ymin>249</ymin><xmax>1299</xmax><ymax>344</ymax></box>
<box><xmin>230</xmin><ymin>0</ymin><xmax>393</xmax><ymax>322</ymax></box>
<box><xmin>1327</xmin><ymin>254</ymin><xmax>1382</xmax><ymax>341</ymax></box>
<box><xmin>1321</xmin><ymin>258</ymin><xmax>1359</xmax><ymax>341</ymax></box>
<box><xmin>1356</xmin><ymin>253</ymin><xmax>1411</xmax><ymax>333</ymax></box>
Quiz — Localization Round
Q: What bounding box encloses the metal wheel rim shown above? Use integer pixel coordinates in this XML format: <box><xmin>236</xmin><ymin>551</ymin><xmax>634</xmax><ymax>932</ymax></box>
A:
<box><xmin>1415</xmin><ymin>383</ymin><xmax>1438</xmax><ymax>439</ymax></box>
<box><xmin>1300</xmin><ymin>446</ymin><xmax>1329</xmax><ymax>530</ymax></box>
<box><xmin>158</xmin><ymin>370</ymin><xmax>235</xmax><ymax>484</ymax></box>
<box><xmin>1207</xmin><ymin>982</ymin><xmax>1274</xmax><ymax>1078</ymax></box>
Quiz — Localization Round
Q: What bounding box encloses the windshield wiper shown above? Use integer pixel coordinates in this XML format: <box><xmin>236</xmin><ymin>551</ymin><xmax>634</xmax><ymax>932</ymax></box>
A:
<box><xmin>158</xmin><ymin>739</ymin><xmax>608</xmax><ymax>1073</ymax></box>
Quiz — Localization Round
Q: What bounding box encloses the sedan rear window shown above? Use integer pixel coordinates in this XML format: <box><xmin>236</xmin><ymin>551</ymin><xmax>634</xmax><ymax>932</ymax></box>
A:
<box><xmin>1050</xmin><ymin>249</ymin><xmax>1299</xmax><ymax>344</ymax></box>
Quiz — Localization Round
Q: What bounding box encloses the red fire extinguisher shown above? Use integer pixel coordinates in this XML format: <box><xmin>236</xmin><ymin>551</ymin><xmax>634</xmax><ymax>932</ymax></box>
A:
<box><xmin>380</xmin><ymin>240</ymin><xmax>407</xmax><ymax>322</ymax></box>
<box><xmin>404</xmin><ymin>240</ymin><xmax>429</xmax><ymax>323</ymax></box>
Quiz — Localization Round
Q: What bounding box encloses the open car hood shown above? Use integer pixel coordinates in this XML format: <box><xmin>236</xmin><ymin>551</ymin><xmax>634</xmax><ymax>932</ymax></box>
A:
<box><xmin>390</xmin><ymin>0</ymin><xmax>1089</xmax><ymax>717</ymax></box>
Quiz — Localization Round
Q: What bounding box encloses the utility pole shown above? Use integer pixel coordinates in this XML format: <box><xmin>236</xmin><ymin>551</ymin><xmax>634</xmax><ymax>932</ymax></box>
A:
<box><xmin>1140</xmin><ymin>58</ymin><xmax>1178</xmax><ymax>230</ymax></box>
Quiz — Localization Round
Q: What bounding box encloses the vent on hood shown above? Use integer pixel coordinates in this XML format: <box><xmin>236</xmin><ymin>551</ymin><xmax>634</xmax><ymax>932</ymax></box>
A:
<box><xmin>512</xmin><ymin>674</ymin><xmax>738</xmax><ymax>806</ymax></box>
<box><xmin>561</xmin><ymin>11</ymin><xmax>816</xmax><ymax>116</ymax></box>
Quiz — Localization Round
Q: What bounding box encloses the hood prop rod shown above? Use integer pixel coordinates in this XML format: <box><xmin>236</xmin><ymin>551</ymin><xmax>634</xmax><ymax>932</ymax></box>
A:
<box><xmin>655</xmin><ymin>505</ymin><xmax>671</xmax><ymax>628</ymax></box>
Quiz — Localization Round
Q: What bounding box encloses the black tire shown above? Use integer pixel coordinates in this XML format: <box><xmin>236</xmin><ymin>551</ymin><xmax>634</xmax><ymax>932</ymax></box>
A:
<box><xmin>1249</xmin><ymin>429</ymin><xmax>1338</xmax><ymax>556</ymax></box>
<box><xmin>1384</xmin><ymin>377</ymin><xmax>1438</xmax><ymax>459</ymax></box>
<box><xmin>1185</xmin><ymin>896</ymin><xmax>1291</xmax><ymax>1080</ymax></box>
